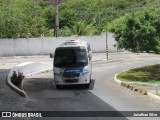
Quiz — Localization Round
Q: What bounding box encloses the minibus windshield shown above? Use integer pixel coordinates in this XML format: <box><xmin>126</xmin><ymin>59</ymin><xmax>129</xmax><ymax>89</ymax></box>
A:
<box><xmin>54</xmin><ymin>48</ymin><xmax>88</xmax><ymax>68</ymax></box>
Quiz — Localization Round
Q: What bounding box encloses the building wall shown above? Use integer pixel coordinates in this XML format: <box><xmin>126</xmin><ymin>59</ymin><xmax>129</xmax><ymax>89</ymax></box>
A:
<box><xmin>0</xmin><ymin>33</ymin><xmax>118</xmax><ymax>56</ymax></box>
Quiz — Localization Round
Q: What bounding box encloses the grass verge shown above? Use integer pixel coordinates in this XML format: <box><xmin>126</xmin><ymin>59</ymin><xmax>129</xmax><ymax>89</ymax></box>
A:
<box><xmin>117</xmin><ymin>64</ymin><xmax>160</xmax><ymax>84</ymax></box>
<box><xmin>155</xmin><ymin>93</ymin><xmax>160</xmax><ymax>96</ymax></box>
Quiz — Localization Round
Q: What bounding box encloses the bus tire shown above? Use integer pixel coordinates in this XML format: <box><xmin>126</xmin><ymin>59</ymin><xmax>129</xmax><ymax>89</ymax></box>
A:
<box><xmin>85</xmin><ymin>83</ymin><xmax>90</xmax><ymax>89</ymax></box>
<box><xmin>56</xmin><ymin>85</ymin><xmax>60</xmax><ymax>89</ymax></box>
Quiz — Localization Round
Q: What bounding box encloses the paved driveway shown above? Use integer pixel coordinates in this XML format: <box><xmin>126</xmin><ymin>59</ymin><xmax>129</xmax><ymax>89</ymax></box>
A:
<box><xmin>23</xmin><ymin>53</ymin><xmax>160</xmax><ymax>120</ymax></box>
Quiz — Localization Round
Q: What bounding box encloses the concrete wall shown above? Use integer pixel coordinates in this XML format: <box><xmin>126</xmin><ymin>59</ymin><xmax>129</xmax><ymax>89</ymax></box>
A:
<box><xmin>0</xmin><ymin>32</ymin><xmax>117</xmax><ymax>56</ymax></box>
<box><xmin>107</xmin><ymin>32</ymin><xmax>117</xmax><ymax>52</ymax></box>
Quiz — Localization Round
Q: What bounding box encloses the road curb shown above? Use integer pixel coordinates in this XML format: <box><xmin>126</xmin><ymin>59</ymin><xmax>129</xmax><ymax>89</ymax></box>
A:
<box><xmin>7</xmin><ymin>62</ymin><xmax>52</xmax><ymax>98</ymax></box>
<box><xmin>148</xmin><ymin>93</ymin><xmax>160</xmax><ymax>101</ymax></box>
<box><xmin>7</xmin><ymin>77</ymin><xmax>27</xmax><ymax>97</ymax></box>
<box><xmin>114</xmin><ymin>72</ymin><xmax>160</xmax><ymax>100</ymax></box>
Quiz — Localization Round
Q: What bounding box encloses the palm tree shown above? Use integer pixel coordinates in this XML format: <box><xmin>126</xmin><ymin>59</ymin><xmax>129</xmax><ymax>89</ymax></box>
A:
<box><xmin>71</xmin><ymin>20</ymin><xmax>98</xmax><ymax>36</ymax></box>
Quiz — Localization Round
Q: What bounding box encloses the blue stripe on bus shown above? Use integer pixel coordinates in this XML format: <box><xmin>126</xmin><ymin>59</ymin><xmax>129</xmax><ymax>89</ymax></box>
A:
<box><xmin>64</xmin><ymin>68</ymin><xmax>83</xmax><ymax>73</ymax></box>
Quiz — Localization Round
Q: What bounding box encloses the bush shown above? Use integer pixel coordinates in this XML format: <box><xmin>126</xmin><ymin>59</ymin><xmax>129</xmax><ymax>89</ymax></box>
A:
<box><xmin>11</xmin><ymin>71</ymin><xmax>24</xmax><ymax>89</ymax></box>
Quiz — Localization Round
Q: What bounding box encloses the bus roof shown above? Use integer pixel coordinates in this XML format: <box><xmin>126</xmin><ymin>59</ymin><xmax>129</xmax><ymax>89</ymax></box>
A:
<box><xmin>59</xmin><ymin>39</ymin><xmax>89</xmax><ymax>48</ymax></box>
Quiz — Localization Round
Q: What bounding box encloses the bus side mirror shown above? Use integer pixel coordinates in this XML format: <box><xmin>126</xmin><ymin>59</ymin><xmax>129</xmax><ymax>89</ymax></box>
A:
<box><xmin>50</xmin><ymin>53</ymin><xmax>54</xmax><ymax>58</ymax></box>
<box><xmin>88</xmin><ymin>52</ymin><xmax>92</xmax><ymax>61</ymax></box>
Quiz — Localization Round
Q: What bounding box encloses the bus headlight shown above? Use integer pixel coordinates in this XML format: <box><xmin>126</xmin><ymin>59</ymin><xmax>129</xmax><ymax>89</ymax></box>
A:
<box><xmin>82</xmin><ymin>68</ymin><xmax>89</xmax><ymax>75</ymax></box>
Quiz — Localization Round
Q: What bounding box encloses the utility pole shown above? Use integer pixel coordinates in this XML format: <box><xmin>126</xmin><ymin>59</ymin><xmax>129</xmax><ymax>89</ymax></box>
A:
<box><xmin>106</xmin><ymin>33</ymin><xmax>109</xmax><ymax>60</ymax></box>
<box><xmin>55</xmin><ymin>0</ymin><xmax>59</xmax><ymax>37</ymax></box>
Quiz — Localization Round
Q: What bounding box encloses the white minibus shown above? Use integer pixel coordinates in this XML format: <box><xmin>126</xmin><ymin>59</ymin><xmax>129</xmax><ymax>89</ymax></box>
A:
<box><xmin>51</xmin><ymin>40</ymin><xmax>92</xmax><ymax>89</ymax></box>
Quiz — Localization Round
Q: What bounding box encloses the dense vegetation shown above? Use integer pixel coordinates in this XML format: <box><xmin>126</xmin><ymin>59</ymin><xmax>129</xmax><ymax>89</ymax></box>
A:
<box><xmin>58</xmin><ymin>0</ymin><xmax>160</xmax><ymax>36</ymax></box>
<box><xmin>0</xmin><ymin>0</ymin><xmax>160</xmax><ymax>38</ymax></box>
<box><xmin>0</xmin><ymin>0</ymin><xmax>49</xmax><ymax>38</ymax></box>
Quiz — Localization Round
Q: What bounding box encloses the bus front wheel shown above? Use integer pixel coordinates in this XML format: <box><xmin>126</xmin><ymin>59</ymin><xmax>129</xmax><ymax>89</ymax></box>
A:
<box><xmin>56</xmin><ymin>85</ymin><xmax>61</xmax><ymax>89</ymax></box>
<box><xmin>85</xmin><ymin>83</ymin><xmax>90</xmax><ymax>89</ymax></box>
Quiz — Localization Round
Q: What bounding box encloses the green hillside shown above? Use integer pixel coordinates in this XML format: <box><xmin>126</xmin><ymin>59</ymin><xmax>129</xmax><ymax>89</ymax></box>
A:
<box><xmin>0</xmin><ymin>0</ymin><xmax>160</xmax><ymax>38</ymax></box>
<box><xmin>58</xmin><ymin>0</ymin><xmax>160</xmax><ymax>35</ymax></box>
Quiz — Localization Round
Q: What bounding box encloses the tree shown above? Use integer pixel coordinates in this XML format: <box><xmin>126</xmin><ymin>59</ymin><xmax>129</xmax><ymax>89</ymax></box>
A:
<box><xmin>60</xmin><ymin>20</ymin><xmax>98</xmax><ymax>36</ymax></box>
<box><xmin>105</xmin><ymin>8</ymin><xmax>160</xmax><ymax>53</ymax></box>
<box><xmin>42</xmin><ymin>6</ymin><xmax>55</xmax><ymax>29</ymax></box>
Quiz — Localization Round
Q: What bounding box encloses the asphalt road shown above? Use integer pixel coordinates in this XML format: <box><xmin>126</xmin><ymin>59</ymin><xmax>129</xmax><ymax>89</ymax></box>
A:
<box><xmin>1</xmin><ymin>53</ymin><xmax>160</xmax><ymax>120</ymax></box>
<box><xmin>22</xmin><ymin>53</ymin><xmax>160</xmax><ymax>120</ymax></box>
